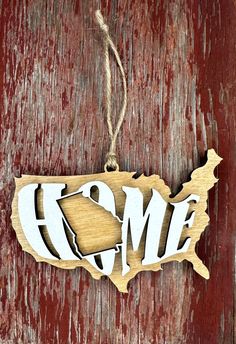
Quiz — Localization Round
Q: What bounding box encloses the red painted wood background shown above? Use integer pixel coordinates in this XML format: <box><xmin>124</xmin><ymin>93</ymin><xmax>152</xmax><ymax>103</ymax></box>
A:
<box><xmin>0</xmin><ymin>0</ymin><xmax>235</xmax><ymax>343</ymax></box>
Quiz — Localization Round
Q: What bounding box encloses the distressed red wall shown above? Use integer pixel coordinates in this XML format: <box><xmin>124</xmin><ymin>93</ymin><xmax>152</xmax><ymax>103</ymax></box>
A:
<box><xmin>0</xmin><ymin>0</ymin><xmax>235</xmax><ymax>343</ymax></box>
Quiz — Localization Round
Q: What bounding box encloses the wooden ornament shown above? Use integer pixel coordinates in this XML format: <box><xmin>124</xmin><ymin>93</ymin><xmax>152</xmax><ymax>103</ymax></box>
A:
<box><xmin>11</xmin><ymin>149</ymin><xmax>222</xmax><ymax>292</ymax></box>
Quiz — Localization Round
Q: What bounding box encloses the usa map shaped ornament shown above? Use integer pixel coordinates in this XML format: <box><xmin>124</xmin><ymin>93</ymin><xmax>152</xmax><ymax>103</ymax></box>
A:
<box><xmin>11</xmin><ymin>149</ymin><xmax>221</xmax><ymax>292</ymax></box>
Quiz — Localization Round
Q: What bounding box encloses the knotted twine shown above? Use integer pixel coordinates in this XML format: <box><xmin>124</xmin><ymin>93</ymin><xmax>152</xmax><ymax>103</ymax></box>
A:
<box><xmin>95</xmin><ymin>10</ymin><xmax>127</xmax><ymax>172</ymax></box>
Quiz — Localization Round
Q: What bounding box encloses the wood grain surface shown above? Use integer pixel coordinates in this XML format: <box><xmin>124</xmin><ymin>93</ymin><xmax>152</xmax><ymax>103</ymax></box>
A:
<box><xmin>0</xmin><ymin>0</ymin><xmax>235</xmax><ymax>343</ymax></box>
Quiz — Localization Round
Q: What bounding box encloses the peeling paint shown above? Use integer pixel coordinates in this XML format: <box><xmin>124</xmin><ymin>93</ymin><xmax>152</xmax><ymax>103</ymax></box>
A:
<box><xmin>0</xmin><ymin>0</ymin><xmax>235</xmax><ymax>343</ymax></box>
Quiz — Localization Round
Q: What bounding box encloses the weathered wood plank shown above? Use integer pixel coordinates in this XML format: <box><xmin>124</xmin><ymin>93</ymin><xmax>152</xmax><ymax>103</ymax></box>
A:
<box><xmin>0</xmin><ymin>0</ymin><xmax>235</xmax><ymax>343</ymax></box>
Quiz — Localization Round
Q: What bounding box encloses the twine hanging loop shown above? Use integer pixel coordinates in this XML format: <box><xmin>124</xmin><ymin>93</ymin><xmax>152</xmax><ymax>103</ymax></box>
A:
<box><xmin>95</xmin><ymin>10</ymin><xmax>127</xmax><ymax>172</ymax></box>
